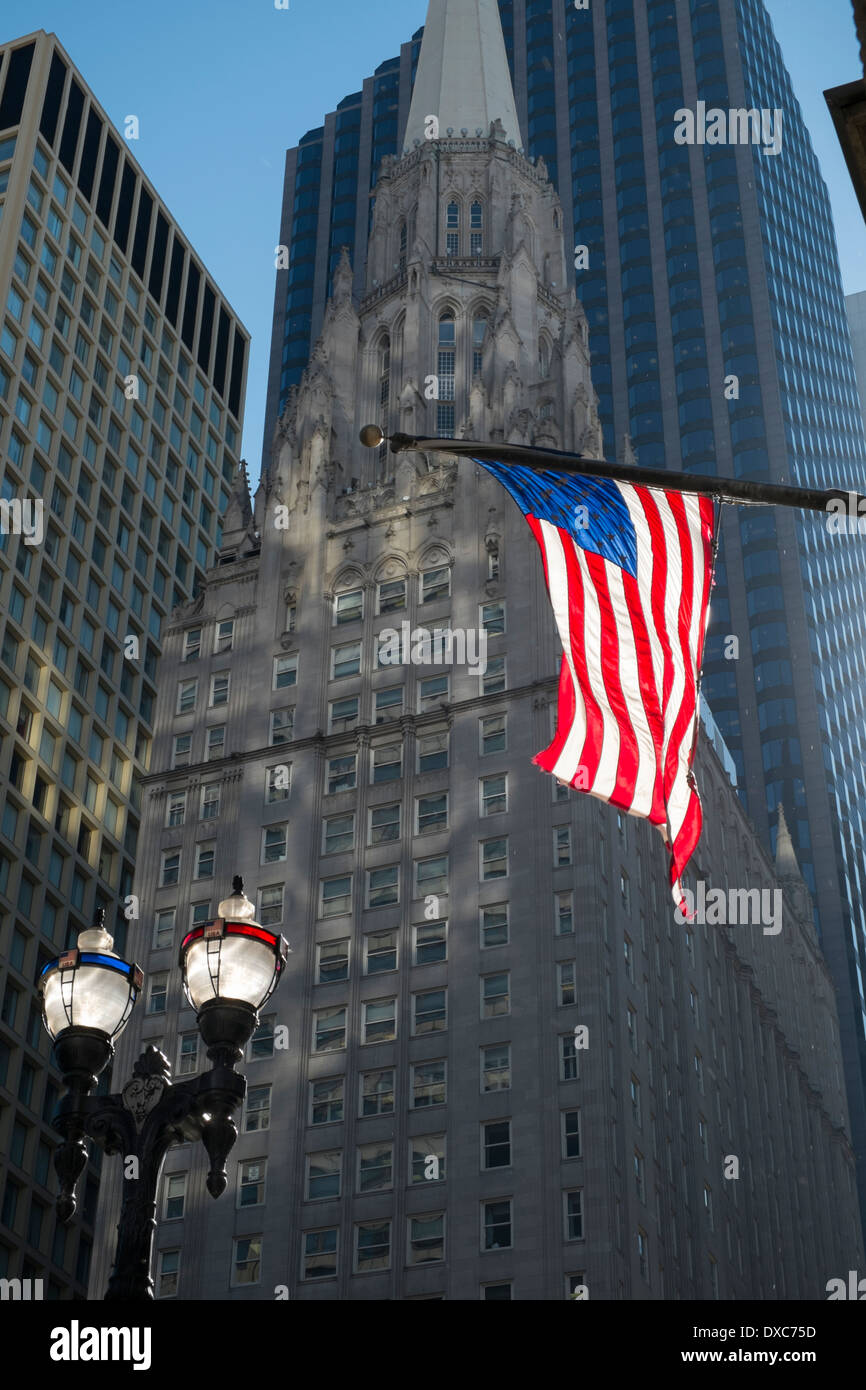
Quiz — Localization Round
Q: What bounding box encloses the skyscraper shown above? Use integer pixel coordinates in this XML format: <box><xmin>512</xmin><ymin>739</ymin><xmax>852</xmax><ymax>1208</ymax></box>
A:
<box><xmin>846</xmin><ymin>291</ymin><xmax>866</xmax><ymax>436</ymax></box>
<box><xmin>92</xmin><ymin>0</ymin><xmax>863</xmax><ymax>1302</ymax></box>
<box><xmin>263</xmin><ymin>0</ymin><xmax>866</xmax><ymax>1233</ymax></box>
<box><xmin>0</xmin><ymin>30</ymin><xmax>248</xmax><ymax>1296</ymax></box>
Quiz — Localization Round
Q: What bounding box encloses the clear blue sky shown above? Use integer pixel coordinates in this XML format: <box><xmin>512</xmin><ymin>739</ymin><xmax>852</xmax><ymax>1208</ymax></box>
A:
<box><xmin>1</xmin><ymin>0</ymin><xmax>862</xmax><ymax>479</ymax></box>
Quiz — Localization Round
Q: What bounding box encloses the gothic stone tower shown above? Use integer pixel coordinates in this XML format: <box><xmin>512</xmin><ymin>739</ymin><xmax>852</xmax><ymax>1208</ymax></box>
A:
<box><xmin>268</xmin><ymin>125</ymin><xmax>603</xmax><ymax>505</ymax></box>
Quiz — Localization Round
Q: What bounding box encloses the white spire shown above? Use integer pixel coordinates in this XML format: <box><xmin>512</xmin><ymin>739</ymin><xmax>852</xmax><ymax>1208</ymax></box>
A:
<box><xmin>403</xmin><ymin>0</ymin><xmax>523</xmax><ymax>151</ymax></box>
<box><xmin>775</xmin><ymin>804</ymin><xmax>803</xmax><ymax>882</ymax></box>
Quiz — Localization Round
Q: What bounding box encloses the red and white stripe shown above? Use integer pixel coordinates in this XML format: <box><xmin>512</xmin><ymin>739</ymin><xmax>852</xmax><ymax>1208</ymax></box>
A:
<box><xmin>527</xmin><ymin>484</ymin><xmax>715</xmax><ymax>905</ymax></box>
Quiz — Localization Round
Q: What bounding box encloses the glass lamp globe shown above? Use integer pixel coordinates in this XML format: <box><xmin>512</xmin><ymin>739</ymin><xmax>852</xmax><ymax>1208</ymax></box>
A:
<box><xmin>40</xmin><ymin>911</ymin><xmax>143</xmax><ymax>1042</ymax></box>
<box><xmin>180</xmin><ymin>876</ymin><xmax>289</xmax><ymax>1012</ymax></box>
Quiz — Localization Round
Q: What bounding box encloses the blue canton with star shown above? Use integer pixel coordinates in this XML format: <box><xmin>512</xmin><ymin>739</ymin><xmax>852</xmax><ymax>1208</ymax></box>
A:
<box><xmin>473</xmin><ymin>460</ymin><xmax>638</xmax><ymax>578</ymax></box>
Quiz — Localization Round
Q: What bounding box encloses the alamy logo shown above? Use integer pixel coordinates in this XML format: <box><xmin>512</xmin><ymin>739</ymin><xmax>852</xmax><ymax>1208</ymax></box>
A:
<box><xmin>826</xmin><ymin>1271</ymin><xmax>866</xmax><ymax>1299</ymax></box>
<box><xmin>0</xmin><ymin>1277</ymin><xmax>43</xmax><ymax>1300</ymax></box>
<box><xmin>49</xmin><ymin>1321</ymin><xmax>151</xmax><ymax>1371</ymax></box>
<box><xmin>377</xmin><ymin>622</ymin><xmax>488</xmax><ymax>676</ymax></box>
<box><xmin>0</xmin><ymin>497</ymin><xmax>43</xmax><ymax>546</ymax></box>
<box><xmin>674</xmin><ymin>882</ymin><xmax>782</xmax><ymax>935</ymax></box>
<box><xmin>674</xmin><ymin>102</ymin><xmax>783</xmax><ymax>156</ymax></box>
<box><xmin>825</xmin><ymin>493</ymin><xmax>866</xmax><ymax>534</ymax></box>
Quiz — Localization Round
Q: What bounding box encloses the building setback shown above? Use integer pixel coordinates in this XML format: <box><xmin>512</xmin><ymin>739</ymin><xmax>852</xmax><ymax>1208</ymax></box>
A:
<box><xmin>0</xmin><ymin>30</ymin><xmax>248</xmax><ymax>1297</ymax></box>
<box><xmin>262</xmin><ymin>0</ymin><xmax>866</xmax><ymax>1240</ymax></box>
<box><xmin>92</xmin><ymin>0</ymin><xmax>863</xmax><ymax>1300</ymax></box>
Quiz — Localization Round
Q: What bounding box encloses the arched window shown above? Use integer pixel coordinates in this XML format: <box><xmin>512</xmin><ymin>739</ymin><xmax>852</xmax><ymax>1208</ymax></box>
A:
<box><xmin>379</xmin><ymin>337</ymin><xmax>391</xmax><ymax>414</ymax></box>
<box><xmin>437</xmin><ymin>313</ymin><xmax>456</xmax><ymax>437</ymax></box>
<box><xmin>398</xmin><ymin>221</ymin><xmax>407</xmax><ymax>275</ymax></box>
<box><xmin>473</xmin><ymin>315</ymin><xmax>487</xmax><ymax>377</ymax></box>
<box><xmin>446</xmin><ymin>201</ymin><xmax>460</xmax><ymax>256</ymax></box>
<box><xmin>470</xmin><ymin>201</ymin><xmax>483</xmax><ymax>256</ymax></box>
<box><xmin>378</xmin><ymin>337</ymin><xmax>390</xmax><ymax>468</ymax></box>
<box><xmin>538</xmin><ymin>339</ymin><xmax>550</xmax><ymax>379</ymax></box>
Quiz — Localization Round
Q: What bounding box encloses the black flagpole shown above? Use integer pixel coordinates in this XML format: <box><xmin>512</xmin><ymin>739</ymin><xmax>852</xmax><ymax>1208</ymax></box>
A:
<box><xmin>359</xmin><ymin>426</ymin><xmax>866</xmax><ymax>516</ymax></box>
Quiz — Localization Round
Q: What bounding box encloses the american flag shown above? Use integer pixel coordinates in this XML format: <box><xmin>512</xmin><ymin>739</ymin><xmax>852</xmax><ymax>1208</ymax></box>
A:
<box><xmin>474</xmin><ymin>460</ymin><xmax>717</xmax><ymax>906</ymax></box>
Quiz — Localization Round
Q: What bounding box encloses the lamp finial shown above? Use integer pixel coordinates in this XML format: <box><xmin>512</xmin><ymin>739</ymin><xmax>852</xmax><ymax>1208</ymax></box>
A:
<box><xmin>77</xmin><ymin>907</ymin><xmax>116</xmax><ymax>954</ymax></box>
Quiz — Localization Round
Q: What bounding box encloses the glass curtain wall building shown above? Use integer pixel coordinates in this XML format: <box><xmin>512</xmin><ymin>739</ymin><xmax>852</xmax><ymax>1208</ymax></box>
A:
<box><xmin>263</xmin><ymin>0</ymin><xmax>866</xmax><ymax>1230</ymax></box>
<box><xmin>0</xmin><ymin>30</ymin><xmax>249</xmax><ymax>1296</ymax></box>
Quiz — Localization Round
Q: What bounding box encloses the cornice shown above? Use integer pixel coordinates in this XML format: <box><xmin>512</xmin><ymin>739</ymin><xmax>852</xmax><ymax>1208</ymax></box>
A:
<box><xmin>141</xmin><ymin>675</ymin><xmax>561</xmax><ymax>787</ymax></box>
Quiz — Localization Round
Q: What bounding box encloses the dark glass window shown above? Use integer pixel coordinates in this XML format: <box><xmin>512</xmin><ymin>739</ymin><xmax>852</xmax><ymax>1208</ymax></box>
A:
<box><xmin>131</xmin><ymin>186</ymin><xmax>153</xmax><ymax>280</ymax></box>
<box><xmin>78</xmin><ymin>108</ymin><xmax>102</xmax><ymax>201</ymax></box>
<box><xmin>149</xmin><ymin>211</ymin><xmax>169</xmax><ymax>303</ymax></box>
<box><xmin>229</xmin><ymin>331</ymin><xmax>246</xmax><ymax>419</ymax></box>
<box><xmin>166</xmin><ymin>237</ymin><xmax>186</xmax><ymax>327</ymax></box>
<box><xmin>96</xmin><ymin>133</ymin><xmax>120</xmax><ymax>229</ymax></box>
<box><xmin>58</xmin><ymin>76</ymin><xmax>85</xmax><ymax>174</ymax></box>
<box><xmin>181</xmin><ymin>261</ymin><xmax>201</xmax><ymax>350</ymax></box>
<box><xmin>39</xmin><ymin>52</ymin><xmax>67</xmax><ymax>145</ymax></box>
<box><xmin>198</xmin><ymin>283</ymin><xmax>215</xmax><ymax>371</ymax></box>
<box><xmin>214</xmin><ymin>307</ymin><xmax>230</xmax><ymax>397</ymax></box>
<box><xmin>0</xmin><ymin>43</ymin><xmax>35</xmax><ymax>131</ymax></box>
<box><xmin>114</xmin><ymin>162</ymin><xmax>136</xmax><ymax>252</ymax></box>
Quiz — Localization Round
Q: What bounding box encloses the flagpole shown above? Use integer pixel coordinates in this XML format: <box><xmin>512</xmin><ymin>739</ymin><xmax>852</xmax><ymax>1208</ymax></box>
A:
<box><xmin>359</xmin><ymin>426</ymin><xmax>866</xmax><ymax>515</ymax></box>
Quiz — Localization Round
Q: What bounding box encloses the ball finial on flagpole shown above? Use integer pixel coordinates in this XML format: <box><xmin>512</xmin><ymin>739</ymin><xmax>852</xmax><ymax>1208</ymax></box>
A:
<box><xmin>360</xmin><ymin>424</ymin><xmax>385</xmax><ymax>449</ymax></box>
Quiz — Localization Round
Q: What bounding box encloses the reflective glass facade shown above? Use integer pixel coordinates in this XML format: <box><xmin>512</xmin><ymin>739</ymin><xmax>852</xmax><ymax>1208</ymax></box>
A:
<box><xmin>275</xmin><ymin>35</ymin><xmax>424</xmax><ymax>412</ymax></box>
<box><xmin>735</xmin><ymin>0</ymin><xmax>866</xmax><ymax>1153</ymax></box>
<box><xmin>0</xmin><ymin>31</ymin><xmax>248</xmax><ymax>1295</ymax></box>
<box><xmin>263</xmin><ymin>0</ymin><xmax>866</xmax><ymax>1229</ymax></box>
<box><xmin>282</xmin><ymin>129</ymin><xmax>323</xmax><ymax>386</ymax></box>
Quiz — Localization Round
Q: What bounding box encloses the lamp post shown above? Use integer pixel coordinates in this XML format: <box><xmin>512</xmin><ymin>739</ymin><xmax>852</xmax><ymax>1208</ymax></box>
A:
<box><xmin>40</xmin><ymin>876</ymin><xmax>289</xmax><ymax>1301</ymax></box>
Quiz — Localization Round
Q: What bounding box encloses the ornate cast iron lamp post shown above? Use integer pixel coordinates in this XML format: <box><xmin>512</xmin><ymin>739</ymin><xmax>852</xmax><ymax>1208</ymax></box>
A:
<box><xmin>40</xmin><ymin>876</ymin><xmax>289</xmax><ymax>1301</ymax></box>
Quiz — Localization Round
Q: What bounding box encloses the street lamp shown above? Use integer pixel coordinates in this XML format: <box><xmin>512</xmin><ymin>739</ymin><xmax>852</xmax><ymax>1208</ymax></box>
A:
<box><xmin>40</xmin><ymin>876</ymin><xmax>289</xmax><ymax>1301</ymax></box>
